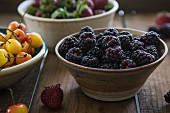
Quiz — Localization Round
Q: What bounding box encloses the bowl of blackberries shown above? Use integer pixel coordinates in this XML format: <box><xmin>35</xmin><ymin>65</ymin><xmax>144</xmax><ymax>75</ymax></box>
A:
<box><xmin>55</xmin><ymin>26</ymin><xmax>168</xmax><ymax>101</ymax></box>
<box><xmin>17</xmin><ymin>0</ymin><xmax>119</xmax><ymax>52</ymax></box>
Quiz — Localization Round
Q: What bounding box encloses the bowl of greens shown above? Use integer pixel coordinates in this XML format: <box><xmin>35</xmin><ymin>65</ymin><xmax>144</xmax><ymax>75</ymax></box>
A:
<box><xmin>17</xmin><ymin>0</ymin><xmax>119</xmax><ymax>52</ymax></box>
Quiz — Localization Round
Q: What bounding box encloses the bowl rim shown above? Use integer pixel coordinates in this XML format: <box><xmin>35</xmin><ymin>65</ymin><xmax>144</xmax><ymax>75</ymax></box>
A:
<box><xmin>55</xmin><ymin>27</ymin><xmax>168</xmax><ymax>73</ymax></box>
<box><xmin>17</xmin><ymin>0</ymin><xmax>119</xmax><ymax>22</ymax></box>
<box><xmin>0</xmin><ymin>41</ymin><xmax>47</xmax><ymax>76</ymax></box>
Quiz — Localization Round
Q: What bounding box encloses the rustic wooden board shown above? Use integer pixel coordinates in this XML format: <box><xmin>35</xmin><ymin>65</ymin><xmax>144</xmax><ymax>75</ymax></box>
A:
<box><xmin>138</xmin><ymin>40</ymin><xmax>170</xmax><ymax>113</ymax></box>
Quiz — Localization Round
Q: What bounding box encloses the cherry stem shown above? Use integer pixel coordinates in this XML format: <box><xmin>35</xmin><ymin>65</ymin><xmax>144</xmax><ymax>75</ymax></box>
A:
<box><xmin>27</xmin><ymin>38</ymin><xmax>32</xmax><ymax>53</ymax></box>
<box><xmin>0</xmin><ymin>34</ymin><xmax>10</xmax><ymax>43</ymax></box>
<box><xmin>20</xmin><ymin>9</ymin><xmax>27</xmax><ymax>24</ymax></box>
<box><xmin>8</xmin><ymin>88</ymin><xmax>15</xmax><ymax>105</ymax></box>
<box><xmin>6</xmin><ymin>29</ymin><xmax>19</xmax><ymax>41</ymax></box>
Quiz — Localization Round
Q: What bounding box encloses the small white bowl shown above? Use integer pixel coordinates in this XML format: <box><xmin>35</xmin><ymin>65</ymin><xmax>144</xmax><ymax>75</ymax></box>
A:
<box><xmin>17</xmin><ymin>0</ymin><xmax>119</xmax><ymax>53</ymax></box>
<box><xmin>0</xmin><ymin>42</ymin><xmax>46</xmax><ymax>90</ymax></box>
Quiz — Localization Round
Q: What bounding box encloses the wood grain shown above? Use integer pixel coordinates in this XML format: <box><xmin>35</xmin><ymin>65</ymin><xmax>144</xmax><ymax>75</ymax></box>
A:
<box><xmin>30</xmin><ymin>53</ymin><xmax>138</xmax><ymax>113</ymax></box>
<box><xmin>138</xmin><ymin>40</ymin><xmax>170</xmax><ymax>113</ymax></box>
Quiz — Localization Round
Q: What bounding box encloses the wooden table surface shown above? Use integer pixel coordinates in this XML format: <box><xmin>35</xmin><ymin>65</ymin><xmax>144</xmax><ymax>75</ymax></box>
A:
<box><xmin>1</xmin><ymin>12</ymin><xmax>170</xmax><ymax>113</ymax></box>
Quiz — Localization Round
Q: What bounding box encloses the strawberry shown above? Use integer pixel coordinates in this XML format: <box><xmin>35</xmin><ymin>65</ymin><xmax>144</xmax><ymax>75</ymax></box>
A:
<box><xmin>41</xmin><ymin>84</ymin><xmax>63</xmax><ymax>109</ymax></box>
<box><xmin>155</xmin><ymin>13</ymin><xmax>170</xmax><ymax>27</ymax></box>
<box><xmin>92</xmin><ymin>0</ymin><xmax>108</xmax><ymax>10</ymax></box>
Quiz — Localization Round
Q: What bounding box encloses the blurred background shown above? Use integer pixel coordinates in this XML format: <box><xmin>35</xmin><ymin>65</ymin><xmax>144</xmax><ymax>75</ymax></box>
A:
<box><xmin>0</xmin><ymin>0</ymin><xmax>170</xmax><ymax>28</ymax></box>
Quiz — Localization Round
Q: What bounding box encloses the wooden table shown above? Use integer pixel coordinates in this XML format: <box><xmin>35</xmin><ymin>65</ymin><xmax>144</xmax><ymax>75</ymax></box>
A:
<box><xmin>1</xmin><ymin>12</ymin><xmax>170</xmax><ymax>113</ymax></box>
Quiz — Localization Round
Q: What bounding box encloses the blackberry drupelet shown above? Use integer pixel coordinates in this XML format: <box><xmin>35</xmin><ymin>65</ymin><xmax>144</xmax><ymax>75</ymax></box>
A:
<box><xmin>118</xmin><ymin>35</ymin><xmax>131</xmax><ymax>51</ymax></box>
<box><xmin>79</xmin><ymin>26</ymin><xmax>94</xmax><ymax>35</ymax></box>
<box><xmin>131</xmin><ymin>40</ymin><xmax>144</xmax><ymax>51</ymax></box>
<box><xmin>131</xmin><ymin>50</ymin><xmax>155</xmax><ymax>66</ymax></box>
<box><xmin>65</xmin><ymin>47</ymin><xmax>82</xmax><ymax>64</ymax></box>
<box><xmin>120</xmin><ymin>59</ymin><xmax>136</xmax><ymax>69</ymax></box>
<box><xmin>145</xmin><ymin>45</ymin><xmax>159</xmax><ymax>60</ymax></box>
<box><xmin>105</xmin><ymin>46</ymin><xmax>123</xmax><ymax>63</ymax></box>
<box><xmin>59</xmin><ymin>36</ymin><xmax>79</xmax><ymax>57</ymax></box>
<box><xmin>87</xmin><ymin>47</ymin><xmax>103</xmax><ymax>60</ymax></box>
<box><xmin>122</xmin><ymin>51</ymin><xmax>131</xmax><ymax>59</ymax></box>
<box><xmin>133</xmin><ymin>36</ymin><xmax>141</xmax><ymax>41</ymax></box>
<box><xmin>100</xmin><ymin>62</ymin><xmax>119</xmax><ymax>69</ymax></box>
<box><xmin>164</xmin><ymin>90</ymin><xmax>170</xmax><ymax>103</ymax></box>
<box><xmin>81</xmin><ymin>56</ymin><xmax>99</xmax><ymax>68</ymax></box>
<box><xmin>103</xmin><ymin>28</ymin><xmax>119</xmax><ymax>37</ymax></box>
<box><xmin>119</xmin><ymin>31</ymin><xmax>133</xmax><ymax>41</ymax></box>
<box><xmin>140</xmin><ymin>31</ymin><xmax>160</xmax><ymax>45</ymax></box>
<box><xmin>100</xmin><ymin>63</ymin><xmax>114</xmax><ymax>69</ymax></box>
<box><xmin>101</xmin><ymin>35</ymin><xmax>121</xmax><ymax>49</ymax></box>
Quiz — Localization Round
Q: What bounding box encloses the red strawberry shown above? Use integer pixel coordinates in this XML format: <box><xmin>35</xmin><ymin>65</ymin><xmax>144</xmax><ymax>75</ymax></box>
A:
<box><xmin>41</xmin><ymin>84</ymin><xmax>63</xmax><ymax>109</ymax></box>
<box><xmin>92</xmin><ymin>0</ymin><xmax>108</xmax><ymax>10</ymax></box>
<box><xmin>155</xmin><ymin>13</ymin><xmax>170</xmax><ymax>27</ymax></box>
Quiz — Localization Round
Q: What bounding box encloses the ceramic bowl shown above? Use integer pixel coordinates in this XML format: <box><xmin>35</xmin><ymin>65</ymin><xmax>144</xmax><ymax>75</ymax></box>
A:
<box><xmin>17</xmin><ymin>0</ymin><xmax>119</xmax><ymax>53</ymax></box>
<box><xmin>0</xmin><ymin>27</ymin><xmax>47</xmax><ymax>90</ymax></box>
<box><xmin>55</xmin><ymin>28</ymin><xmax>168</xmax><ymax>101</ymax></box>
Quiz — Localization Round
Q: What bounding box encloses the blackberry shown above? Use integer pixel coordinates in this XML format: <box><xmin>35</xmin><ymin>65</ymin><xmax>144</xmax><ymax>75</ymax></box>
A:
<box><xmin>96</xmin><ymin>36</ymin><xmax>105</xmax><ymax>49</ymax></box>
<box><xmin>105</xmin><ymin>46</ymin><xmax>123</xmax><ymax>63</ymax></box>
<box><xmin>140</xmin><ymin>31</ymin><xmax>160</xmax><ymax>45</ymax></box>
<box><xmin>95</xmin><ymin>33</ymin><xmax>104</xmax><ymax>41</ymax></box>
<box><xmin>81</xmin><ymin>56</ymin><xmax>99</xmax><ymax>68</ymax></box>
<box><xmin>79</xmin><ymin>26</ymin><xmax>94</xmax><ymax>35</ymax></box>
<box><xmin>87</xmin><ymin>47</ymin><xmax>103</xmax><ymax>60</ymax></box>
<box><xmin>79</xmin><ymin>38</ymin><xmax>96</xmax><ymax>53</ymax></box>
<box><xmin>118</xmin><ymin>35</ymin><xmax>131</xmax><ymax>51</ymax></box>
<box><xmin>131</xmin><ymin>50</ymin><xmax>155</xmax><ymax>66</ymax></box>
<box><xmin>119</xmin><ymin>31</ymin><xmax>133</xmax><ymax>41</ymax></box>
<box><xmin>65</xmin><ymin>47</ymin><xmax>82</xmax><ymax>64</ymax></box>
<box><xmin>164</xmin><ymin>90</ymin><xmax>170</xmax><ymax>103</ymax></box>
<box><xmin>79</xmin><ymin>32</ymin><xmax>96</xmax><ymax>53</ymax></box>
<box><xmin>145</xmin><ymin>45</ymin><xmax>159</xmax><ymax>60</ymax></box>
<box><xmin>79</xmin><ymin>32</ymin><xmax>95</xmax><ymax>40</ymax></box>
<box><xmin>131</xmin><ymin>40</ymin><xmax>144</xmax><ymax>51</ymax></box>
<box><xmin>103</xmin><ymin>28</ymin><xmax>119</xmax><ymax>37</ymax></box>
<box><xmin>59</xmin><ymin>36</ymin><xmax>79</xmax><ymax>57</ymax></box>
<box><xmin>120</xmin><ymin>59</ymin><xmax>136</xmax><ymax>69</ymax></box>
<box><xmin>102</xmin><ymin>35</ymin><xmax>121</xmax><ymax>49</ymax></box>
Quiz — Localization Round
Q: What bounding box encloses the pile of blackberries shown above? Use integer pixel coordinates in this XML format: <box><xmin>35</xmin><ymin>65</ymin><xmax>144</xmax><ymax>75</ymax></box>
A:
<box><xmin>59</xmin><ymin>26</ymin><xmax>160</xmax><ymax>69</ymax></box>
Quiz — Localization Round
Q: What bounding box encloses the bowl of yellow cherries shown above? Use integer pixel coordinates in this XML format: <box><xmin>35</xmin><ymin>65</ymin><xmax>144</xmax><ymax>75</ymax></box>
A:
<box><xmin>0</xmin><ymin>21</ymin><xmax>46</xmax><ymax>90</ymax></box>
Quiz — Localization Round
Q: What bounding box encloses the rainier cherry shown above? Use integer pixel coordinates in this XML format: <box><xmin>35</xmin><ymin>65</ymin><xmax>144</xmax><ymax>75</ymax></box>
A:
<box><xmin>15</xmin><ymin>52</ymin><xmax>32</xmax><ymax>64</ymax></box>
<box><xmin>6</xmin><ymin>89</ymin><xmax>28</xmax><ymax>113</ymax></box>
<box><xmin>7</xmin><ymin>21</ymin><xmax>26</xmax><ymax>34</ymax></box>
<box><xmin>0</xmin><ymin>49</ymin><xmax>14</xmax><ymax>68</ymax></box>
<box><xmin>26</xmin><ymin>32</ymin><xmax>43</xmax><ymax>48</ymax></box>
<box><xmin>6</xmin><ymin>39</ymin><xmax>22</xmax><ymax>54</ymax></box>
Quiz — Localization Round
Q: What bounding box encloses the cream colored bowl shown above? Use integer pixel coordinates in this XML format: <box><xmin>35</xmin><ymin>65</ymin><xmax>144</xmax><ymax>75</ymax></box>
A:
<box><xmin>17</xmin><ymin>0</ymin><xmax>119</xmax><ymax>53</ymax></box>
<box><xmin>0</xmin><ymin>41</ymin><xmax>46</xmax><ymax>90</ymax></box>
<box><xmin>55</xmin><ymin>28</ymin><xmax>168</xmax><ymax>101</ymax></box>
